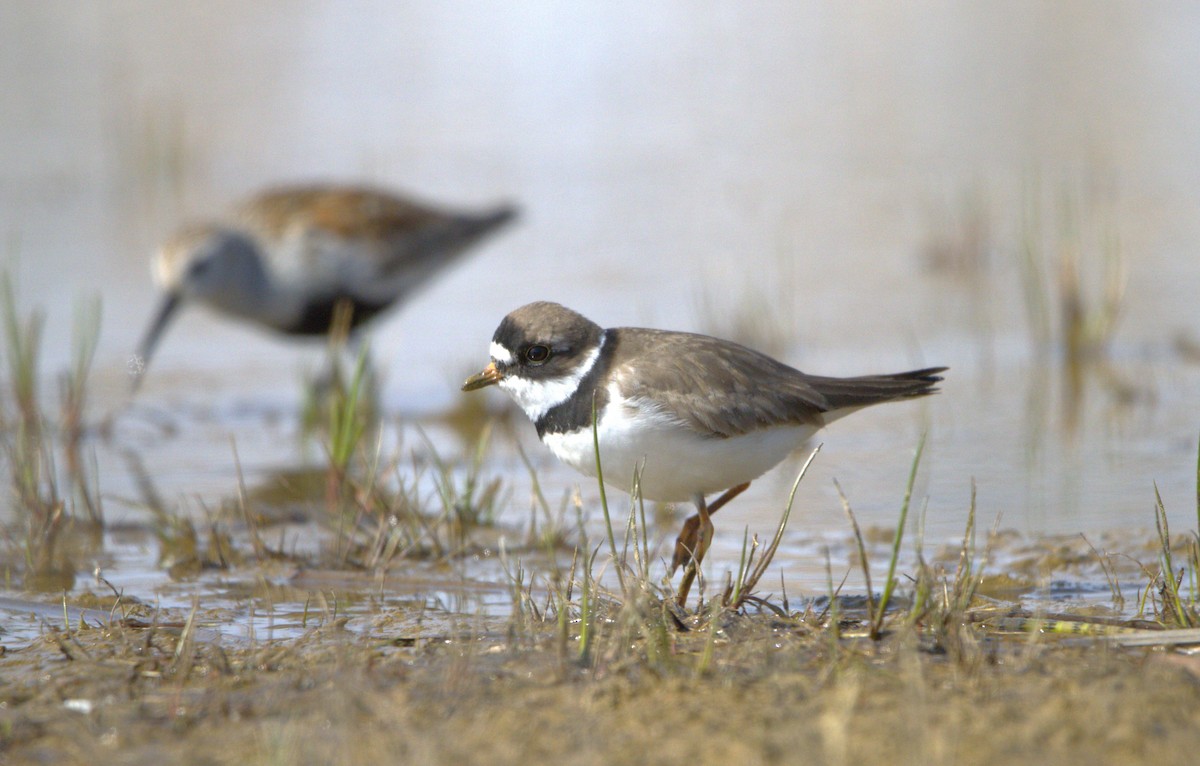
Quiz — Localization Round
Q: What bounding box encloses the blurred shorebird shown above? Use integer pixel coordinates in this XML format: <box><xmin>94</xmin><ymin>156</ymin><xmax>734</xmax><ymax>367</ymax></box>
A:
<box><xmin>134</xmin><ymin>183</ymin><xmax>516</xmax><ymax>383</ymax></box>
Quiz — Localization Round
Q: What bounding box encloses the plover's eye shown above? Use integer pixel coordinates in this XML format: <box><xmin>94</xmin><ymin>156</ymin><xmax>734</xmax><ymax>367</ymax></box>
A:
<box><xmin>524</xmin><ymin>344</ymin><xmax>551</xmax><ymax>364</ymax></box>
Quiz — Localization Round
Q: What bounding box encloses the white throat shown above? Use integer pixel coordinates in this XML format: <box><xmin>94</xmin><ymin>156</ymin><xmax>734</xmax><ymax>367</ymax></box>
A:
<box><xmin>497</xmin><ymin>332</ymin><xmax>606</xmax><ymax>422</ymax></box>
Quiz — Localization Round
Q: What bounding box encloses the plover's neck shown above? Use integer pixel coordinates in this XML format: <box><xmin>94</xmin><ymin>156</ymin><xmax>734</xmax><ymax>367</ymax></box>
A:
<box><xmin>537</xmin><ymin>330</ymin><xmax>621</xmax><ymax>438</ymax></box>
<box><xmin>499</xmin><ymin>331</ymin><xmax>612</xmax><ymax>430</ymax></box>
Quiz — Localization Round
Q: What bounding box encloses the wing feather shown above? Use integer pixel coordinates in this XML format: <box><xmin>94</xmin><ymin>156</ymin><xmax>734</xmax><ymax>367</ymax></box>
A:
<box><xmin>611</xmin><ymin>329</ymin><xmax>829</xmax><ymax>438</ymax></box>
<box><xmin>611</xmin><ymin>328</ymin><xmax>944</xmax><ymax>439</ymax></box>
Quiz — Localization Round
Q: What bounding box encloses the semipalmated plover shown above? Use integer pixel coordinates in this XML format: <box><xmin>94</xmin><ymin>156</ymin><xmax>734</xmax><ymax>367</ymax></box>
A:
<box><xmin>134</xmin><ymin>184</ymin><xmax>516</xmax><ymax>380</ymax></box>
<box><xmin>463</xmin><ymin>301</ymin><xmax>945</xmax><ymax>604</ymax></box>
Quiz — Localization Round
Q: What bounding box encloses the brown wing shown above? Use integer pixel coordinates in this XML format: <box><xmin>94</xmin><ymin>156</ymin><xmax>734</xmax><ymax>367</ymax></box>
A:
<box><xmin>240</xmin><ymin>185</ymin><xmax>445</xmax><ymax>237</ymax></box>
<box><xmin>610</xmin><ymin>328</ymin><xmax>830</xmax><ymax>438</ymax></box>
<box><xmin>611</xmin><ymin>328</ymin><xmax>943</xmax><ymax>439</ymax></box>
<box><xmin>238</xmin><ymin>184</ymin><xmax>512</xmax><ymax>275</ymax></box>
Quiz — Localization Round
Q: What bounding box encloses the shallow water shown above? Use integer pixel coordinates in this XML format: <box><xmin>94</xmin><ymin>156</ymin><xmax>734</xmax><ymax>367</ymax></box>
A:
<box><xmin>3</xmin><ymin>4</ymin><xmax>1200</xmax><ymax>623</ymax></box>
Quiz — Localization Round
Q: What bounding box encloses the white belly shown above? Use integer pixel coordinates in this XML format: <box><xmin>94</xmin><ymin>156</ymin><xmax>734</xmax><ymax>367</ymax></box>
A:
<box><xmin>541</xmin><ymin>391</ymin><xmax>820</xmax><ymax>503</ymax></box>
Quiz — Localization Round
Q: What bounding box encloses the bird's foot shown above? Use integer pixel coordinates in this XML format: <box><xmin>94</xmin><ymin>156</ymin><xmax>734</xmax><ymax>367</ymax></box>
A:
<box><xmin>670</xmin><ymin>515</ymin><xmax>704</xmax><ymax>574</ymax></box>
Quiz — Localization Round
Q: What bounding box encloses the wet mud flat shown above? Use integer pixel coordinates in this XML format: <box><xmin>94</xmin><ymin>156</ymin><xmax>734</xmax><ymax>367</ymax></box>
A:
<box><xmin>4</xmin><ymin>581</ymin><xmax>1200</xmax><ymax>766</ymax></box>
<box><xmin>4</xmin><ymin>427</ymin><xmax>1200</xmax><ymax>765</ymax></box>
<box><xmin>4</xmin><ymin>389</ymin><xmax>1200</xmax><ymax>765</ymax></box>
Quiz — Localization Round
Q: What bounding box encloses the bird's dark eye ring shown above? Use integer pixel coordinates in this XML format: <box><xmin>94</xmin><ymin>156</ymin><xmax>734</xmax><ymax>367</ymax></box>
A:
<box><xmin>524</xmin><ymin>345</ymin><xmax>551</xmax><ymax>364</ymax></box>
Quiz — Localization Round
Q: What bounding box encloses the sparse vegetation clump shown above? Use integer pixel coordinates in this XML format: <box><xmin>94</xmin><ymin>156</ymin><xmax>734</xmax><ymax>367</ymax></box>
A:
<box><xmin>1019</xmin><ymin>178</ymin><xmax>1126</xmax><ymax>363</ymax></box>
<box><xmin>0</xmin><ymin>275</ymin><xmax>104</xmax><ymax>591</ymax></box>
<box><xmin>6</xmin><ymin>482</ymin><xmax>1200</xmax><ymax>766</ymax></box>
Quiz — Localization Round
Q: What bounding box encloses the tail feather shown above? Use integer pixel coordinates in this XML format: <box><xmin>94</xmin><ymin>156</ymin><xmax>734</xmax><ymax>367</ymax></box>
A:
<box><xmin>810</xmin><ymin>366</ymin><xmax>946</xmax><ymax>411</ymax></box>
<box><xmin>459</xmin><ymin>205</ymin><xmax>518</xmax><ymax>239</ymax></box>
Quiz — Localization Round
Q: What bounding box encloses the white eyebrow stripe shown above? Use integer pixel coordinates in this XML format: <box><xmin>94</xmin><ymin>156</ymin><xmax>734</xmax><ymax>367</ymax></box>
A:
<box><xmin>489</xmin><ymin>341</ymin><xmax>514</xmax><ymax>365</ymax></box>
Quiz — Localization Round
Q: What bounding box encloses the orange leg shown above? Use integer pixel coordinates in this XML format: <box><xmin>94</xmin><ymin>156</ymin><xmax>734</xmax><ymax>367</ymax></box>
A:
<box><xmin>672</xmin><ymin>482</ymin><xmax>751</xmax><ymax>606</ymax></box>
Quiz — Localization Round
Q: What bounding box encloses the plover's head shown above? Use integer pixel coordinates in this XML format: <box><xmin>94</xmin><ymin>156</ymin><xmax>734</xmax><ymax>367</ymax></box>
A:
<box><xmin>462</xmin><ymin>302</ymin><xmax>606</xmax><ymax>421</ymax></box>
<box><xmin>135</xmin><ymin>225</ymin><xmax>266</xmax><ymax>381</ymax></box>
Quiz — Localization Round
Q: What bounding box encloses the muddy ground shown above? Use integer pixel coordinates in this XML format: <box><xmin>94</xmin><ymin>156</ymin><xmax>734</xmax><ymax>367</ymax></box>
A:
<box><xmin>4</xmin><ymin>593</ymin><xmax>1200</xmax><ymax>766</ymax></box>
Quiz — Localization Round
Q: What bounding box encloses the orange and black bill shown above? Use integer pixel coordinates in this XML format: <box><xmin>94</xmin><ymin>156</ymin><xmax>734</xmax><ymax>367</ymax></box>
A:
<box><xmin>462</xmin><ymin>362</ymin><xmax>503</xmax><ymax>391</ymax></box>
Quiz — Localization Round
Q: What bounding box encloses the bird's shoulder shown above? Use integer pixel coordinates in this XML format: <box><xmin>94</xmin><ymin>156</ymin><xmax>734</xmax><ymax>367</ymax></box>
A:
<box><xmin>607</xmin><ymin>327</ymin><xmax>829</xmax><ymax>438</ymax></box>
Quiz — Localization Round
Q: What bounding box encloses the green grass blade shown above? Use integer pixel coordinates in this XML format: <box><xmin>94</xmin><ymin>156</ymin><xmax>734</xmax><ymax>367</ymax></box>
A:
<box><xmin>591</xmin><ymin>391</ymin><xmax>626</xmax><ymax>596</ymax></box>
<box><xmin>871</xmin><ymin>432</ymin><xmax>926</xmax><ymax>640</ymax></box>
